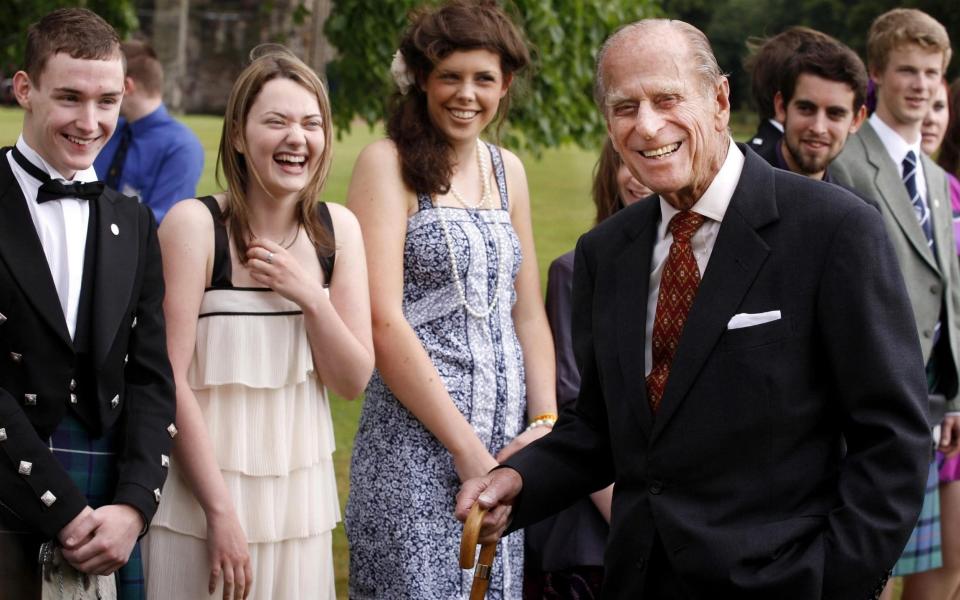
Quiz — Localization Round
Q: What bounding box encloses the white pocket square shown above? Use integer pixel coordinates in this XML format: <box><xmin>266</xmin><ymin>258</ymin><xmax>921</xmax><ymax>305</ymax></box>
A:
<box><xmin>727</xmin><ymin>310</ymin><xmax>782</xmax><ymax>330</ymax></box>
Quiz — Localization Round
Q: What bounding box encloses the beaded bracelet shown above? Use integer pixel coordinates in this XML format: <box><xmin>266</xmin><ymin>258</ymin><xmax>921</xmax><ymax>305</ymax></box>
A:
<box><xmin>525</xmin><ymin>415</ymin><xmax>557</xmax><ymax>433</ymax></box>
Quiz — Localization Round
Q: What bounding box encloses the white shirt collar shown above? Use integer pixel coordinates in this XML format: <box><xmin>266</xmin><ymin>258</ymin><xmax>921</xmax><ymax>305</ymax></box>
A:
<box><xmin>15</xmin><ymin>135</ymin><xmax>98</xmax><ymax>184</ymax></box>
<box><xmin>768</xmin><ymin>118</ymin><xmax>784</xmax><ymax>133</ymax></box>
<box><xmin>659</xmin><ymin>136</ymin><xmax>744</xmax><ymax>228</ymax></box>
<box><xmin>869</xmin><ymin>113</ymin><xmax>923</xmax><ymax>168</ymax></box>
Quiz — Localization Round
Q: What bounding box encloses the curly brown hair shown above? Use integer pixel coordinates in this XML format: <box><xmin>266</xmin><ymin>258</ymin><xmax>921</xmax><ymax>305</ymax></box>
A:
<box><xmin>387</xmin><ymin>0</ymin><xmax>531</xmax><ymax>196</ymax></box>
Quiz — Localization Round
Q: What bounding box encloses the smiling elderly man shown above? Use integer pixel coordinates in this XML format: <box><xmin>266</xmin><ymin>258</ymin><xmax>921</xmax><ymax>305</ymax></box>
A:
<box><xmin>456</xmin><ymin>18</ymin><xmax>930</xmax><ymax>600</ymax></box>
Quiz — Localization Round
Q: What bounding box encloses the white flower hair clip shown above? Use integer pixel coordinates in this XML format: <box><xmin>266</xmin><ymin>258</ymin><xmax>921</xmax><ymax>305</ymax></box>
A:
<box><xmin>390</xmin><ymin>49</ymin><xmax>414</xmax><ymax>95</ymax></box>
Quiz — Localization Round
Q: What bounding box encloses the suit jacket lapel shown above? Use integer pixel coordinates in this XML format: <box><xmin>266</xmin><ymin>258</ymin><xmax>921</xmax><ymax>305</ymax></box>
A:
<box><xmin>91</xmin><ymin>190</ymin><xmax>139</xmax><ymax>366</ymax></box>
<box><xmin>0</xmin><ymin>153</ymin><xmax>73</xmax><ymax>347</ymax></box>
<box><xmin>861</xmin><ymin>122</ymin><xmax>939</xmax><ymax>274</ymax></box>
<box><xmin>614</xmin><ymin>198</ymin><xmax>658</xmax><ymax>440</ymax></box>
<box><xmin>921</xmin><ymin>152</ymin><xmax>952</xmax><ymax>274</ymax></box>
<box><xmin>651</xmin><ymin>148</ymin><xmax>775</xmax><ymax>441</ymax></box>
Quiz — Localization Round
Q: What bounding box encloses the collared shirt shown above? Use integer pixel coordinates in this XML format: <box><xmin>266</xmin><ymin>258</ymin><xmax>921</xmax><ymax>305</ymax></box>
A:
<box><xmin>644</xmin><ymin>137</ymin><xmax>745</xmax><ymax>376</ymax></box>
<box><xmin>7</xmin><ymin>136</ymin><xmax>92</xmax><ymax>339</ymax></box>
<box><xmin>870</xmin><ymin>112</ymin><xmax>927</xmax><ymax>204</ymax></box>
<box><xmin>94</xmin><ymin>103</ymin><xmax>204</xmax><ymax>222</ymax></box>
<box><xmin>767</xmin><ymin>118</ymin><xmax>784</xmax><ymax>133</ymax></box>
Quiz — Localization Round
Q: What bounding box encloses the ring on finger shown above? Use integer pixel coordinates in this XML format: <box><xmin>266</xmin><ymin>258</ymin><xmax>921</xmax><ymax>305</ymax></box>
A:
<box><xmin>266</xmin><ymin>251</ymin><xmax>274</xmax><ymax>265</ymax></box>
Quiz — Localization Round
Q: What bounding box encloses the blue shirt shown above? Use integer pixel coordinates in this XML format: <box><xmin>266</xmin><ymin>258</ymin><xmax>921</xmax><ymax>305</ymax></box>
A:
<box><xmin>94</xmin><ymin>104</ymin><xmax>204</xmax><ymax>222</ymax></box>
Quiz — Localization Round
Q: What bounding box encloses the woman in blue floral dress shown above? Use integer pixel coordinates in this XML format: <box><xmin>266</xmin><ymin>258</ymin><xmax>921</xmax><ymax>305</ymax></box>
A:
<box><xmin>345</xmin><ymin>1</ymin><xmax>557</xmax><ymax>598</ymax></box>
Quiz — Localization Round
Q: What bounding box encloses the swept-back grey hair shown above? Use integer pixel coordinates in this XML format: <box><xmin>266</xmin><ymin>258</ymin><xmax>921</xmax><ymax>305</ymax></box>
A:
<box><xmin>594</xmin><ymin>19</ymin><xmax>724</xmax><ymax>111</ymax></box>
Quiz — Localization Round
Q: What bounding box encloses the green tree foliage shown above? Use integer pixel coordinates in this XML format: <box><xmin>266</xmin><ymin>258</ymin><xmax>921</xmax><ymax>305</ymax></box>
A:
<box><xmin>0</xmin><ymin>0</ymin><xmax>138</xmax><ymax>75</ymax></box>
<box><xmin>324</xmin><ymin>0</ymin><xmax>658</xmax><ymax>151</ymax></box>
<box><xmin>661</xmin><ymin>0</ymin><xmax>960</xmax><ymax>111</ymax></box>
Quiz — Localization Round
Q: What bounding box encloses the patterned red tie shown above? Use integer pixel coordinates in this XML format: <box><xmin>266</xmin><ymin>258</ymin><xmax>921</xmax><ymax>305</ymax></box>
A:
<box><xmin>646</xmin><ymin>210</ymin><xmax>706</xmax><ymax>413</ymax></box>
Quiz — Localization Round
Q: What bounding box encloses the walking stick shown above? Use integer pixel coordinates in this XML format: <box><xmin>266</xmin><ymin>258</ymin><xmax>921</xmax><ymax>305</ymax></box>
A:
<box><xmin>459</xmin><ymin>503</ymin><xmax>498</xmax><ymax>600</ymax></box>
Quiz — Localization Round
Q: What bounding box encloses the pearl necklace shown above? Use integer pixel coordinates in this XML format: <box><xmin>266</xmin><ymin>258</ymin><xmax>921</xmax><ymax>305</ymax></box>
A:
<box><xmin>448</xmin><ymin>140</ymin><xmax>492</xmax><ymax>209</ymax></box>
<box><xmin>435</xmin><ymin>140</ymin><xmax>510</xmax><ymax>319</ymax></box>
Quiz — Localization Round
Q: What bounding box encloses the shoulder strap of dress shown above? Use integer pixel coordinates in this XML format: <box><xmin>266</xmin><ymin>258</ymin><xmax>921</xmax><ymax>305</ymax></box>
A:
<box><xmin>315</xmin><ymin>202</ymin><xmax>336</xmax><ymax>284</ymax></box>
<box><xmin>486</xmin><ymin>142</ymin><xmax>510</xmax><ymax>211</ymax></box>
<box><xmin>415</xmin><ymin>190</ymin><xmax>434</xmax><ymax>212</ymax></box>
<box><xmin>198</xmin><ymin>195</ymin><xmax>232</xmax><ymax>287</ymax></box>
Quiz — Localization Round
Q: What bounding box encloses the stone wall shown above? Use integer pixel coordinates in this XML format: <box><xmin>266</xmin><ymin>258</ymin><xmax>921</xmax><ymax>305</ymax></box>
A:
<box><xmin>136</xmin><ymin>0</ymin><xmax>332</xmax><ymax>114</ymax></box>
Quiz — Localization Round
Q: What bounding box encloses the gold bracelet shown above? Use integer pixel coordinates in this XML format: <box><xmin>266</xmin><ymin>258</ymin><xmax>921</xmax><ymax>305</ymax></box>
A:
<box><xmin>529</xmin><ymin>412</ymin><xmax>558</xmax><ymax>425</ymax></box>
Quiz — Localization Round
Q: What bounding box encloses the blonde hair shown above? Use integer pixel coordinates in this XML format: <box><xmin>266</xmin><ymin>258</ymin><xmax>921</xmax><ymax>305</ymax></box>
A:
<box><xmin>867</xmin><ymin>9</ymin><xmax>952</xmax><ymax>74</ymax></box>
<box><xmin>217</xmin><ymin>44</ymin><xmax>334</xmax><ymax>264</ymax></box>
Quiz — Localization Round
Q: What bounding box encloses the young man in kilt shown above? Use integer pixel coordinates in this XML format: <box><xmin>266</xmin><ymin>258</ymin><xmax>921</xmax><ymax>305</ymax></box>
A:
<box><xmin>0</xmin><ymin>8</ymin><xmax>175</xmax><ymax>599</ymax></box>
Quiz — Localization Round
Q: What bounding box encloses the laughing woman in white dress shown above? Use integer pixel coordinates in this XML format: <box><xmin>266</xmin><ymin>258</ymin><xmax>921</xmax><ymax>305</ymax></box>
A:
<box><xmin>144</xmin><ymin>46</ymin><xmax>373</xmax><ymax>600</ymax></box>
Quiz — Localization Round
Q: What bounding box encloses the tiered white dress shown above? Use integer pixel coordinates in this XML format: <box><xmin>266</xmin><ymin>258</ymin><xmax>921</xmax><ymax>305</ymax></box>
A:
<box><xmin>144</xmin><ymin>287</ymin><xmax>340</xmax><ymax>598</ymax></box>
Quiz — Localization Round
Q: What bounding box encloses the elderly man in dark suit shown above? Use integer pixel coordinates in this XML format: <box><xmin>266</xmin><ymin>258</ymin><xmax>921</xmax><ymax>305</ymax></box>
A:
<box><xmin>0</xmin><ymin>8</ymin><xmax>175</xmax><ymax>598</ymax></box>
<box><xmin>457</xmin><ymin>18</ymin><xmax>930</xmax><ymax>600</ymax></box>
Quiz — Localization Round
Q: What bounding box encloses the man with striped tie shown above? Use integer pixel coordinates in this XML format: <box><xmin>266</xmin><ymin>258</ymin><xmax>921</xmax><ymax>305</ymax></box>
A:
<box><xmin>831</xmin><ymin>9</ymin><xmax>958</xmax><ymax>598</ymax></box>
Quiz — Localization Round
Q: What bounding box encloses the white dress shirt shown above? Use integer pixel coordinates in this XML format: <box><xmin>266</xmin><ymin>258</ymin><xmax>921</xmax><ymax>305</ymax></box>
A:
<box><xmin>870</xmin><ymin>113</ymin><xmax>928</xmax><ymax>207</ymax></box>
<box><xmin>7</xmin><ymin>136</ymin><xmax>93</xmax><ymax>339</ymax></box>
<box><xmin>644</xmin><ymin>137</ymin><xmax>745</xmax><ymax>376</ymax></box>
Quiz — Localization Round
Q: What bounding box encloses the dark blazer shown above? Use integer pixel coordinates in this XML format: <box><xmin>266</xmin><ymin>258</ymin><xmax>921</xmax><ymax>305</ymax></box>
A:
<box><xmin>505</xmin><ymin>145</ymin><xmax>930</xmax><ymax>599</ymax></box>
<box><xmin>524</xmin><ymin>250</ymin><xmax>609</xmax><ymax>572</ymax></box>
<box><xmin>747</xmin><ymin>119</ymin><xmax>782</xmax><ymax>154</ymax></box>
<box><xmin>0</xmin><ymin>150</ymin><xmax>175</xmax><ymax>539</ymax></box>
<box><xmin>831</xmin><ymin>120</ymin><xmax>960</xmax><ymax>410</ymax></box>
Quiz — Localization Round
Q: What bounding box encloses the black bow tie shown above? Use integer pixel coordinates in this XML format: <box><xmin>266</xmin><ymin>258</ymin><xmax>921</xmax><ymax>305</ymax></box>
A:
<box><xmin>9</xmin><ymin>146</ymin><xmax>104</xmax><ymax>204</ymax></box>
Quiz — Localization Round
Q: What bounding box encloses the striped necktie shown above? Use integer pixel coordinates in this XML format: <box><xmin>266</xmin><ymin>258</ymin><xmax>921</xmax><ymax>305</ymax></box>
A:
<box><xmin>903</xmin><ymin>150</ymin><xmax>942</xmax><ymax>346</ymax></box>
<box><xmin>903</xmin><ymin>150</ymin><xmax>935</xmax><ymax>250</ymax></box>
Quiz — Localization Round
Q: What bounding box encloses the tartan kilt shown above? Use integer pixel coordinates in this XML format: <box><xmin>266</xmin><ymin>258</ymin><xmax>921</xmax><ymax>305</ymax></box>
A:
<box><xmin>27</xmin><ymin>412</ymin><xmax>145</xmax><ymax>599</ymax></box>
<box><xmin>893</xmin><ymin>460</ymin><xmax>942</xmax><ymax>576</ymax></box>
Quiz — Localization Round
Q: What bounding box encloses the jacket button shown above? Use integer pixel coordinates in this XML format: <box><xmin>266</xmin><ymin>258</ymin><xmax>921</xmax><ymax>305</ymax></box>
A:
<box><xmin>69</xmin><ymin>379</ymin><xmax>77</xmax><ymax>391</ymax></box>
<box><xmin>923</xmin><ymin>330</ymin><xmax>933</xmax><ymax>339</ymax></box>
<box><xmin>69</xmin><ymin>393</ymin><xmax>77</xmax><ymax>405</ymax></box>
<box><xmin>24</xmin><ymin>393</ymin><xmax>37</xmax><ymax>406</ymax></box>
<box><xmin>636</xmin><ymin>557</ymin><xmax>646</xmax><ymax>570</ymax></box>
<box><xmin>931</xmin><ymin>284</ymin><xmax>941</xmax><ymax>294</ymax></box>
<box><xmin>9</xmin><ymin>352</ymin><xmax>22</xmax><ymax>364</ymax></box>
<box><xmin>111</xmin><ymin>395</ymin><xmax>119</xmax><ymax>409</ymax></box>
<box><xmin>649</xmin><ymin>480</ymin><xmax>663</xmax><ymax>495</ymax></box>
<box><xmin>0</xmin><ymin>312</ymin><xmax>6</xmax><ymax>325</ymax></box>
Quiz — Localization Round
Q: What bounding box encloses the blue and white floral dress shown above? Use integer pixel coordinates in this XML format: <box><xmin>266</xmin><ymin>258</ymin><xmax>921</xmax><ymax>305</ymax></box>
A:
<box><xmin>346</xmin><ymin>143</ymin><xmax>527</xmax><ymax>599</ymax></box>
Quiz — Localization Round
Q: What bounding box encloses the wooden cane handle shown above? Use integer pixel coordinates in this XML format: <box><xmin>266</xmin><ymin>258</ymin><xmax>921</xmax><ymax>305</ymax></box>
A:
<box><xmin>459</xmin><ymin>503</ymin><xmax>498</xmax><ymax>600</ymax></box>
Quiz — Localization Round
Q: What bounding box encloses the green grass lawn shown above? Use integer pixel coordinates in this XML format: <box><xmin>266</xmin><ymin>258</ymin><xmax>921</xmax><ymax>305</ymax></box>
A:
<box><xmin>0</xmin><ymin>106</ymin><xmax>766</xmax><ymax>598</ymax></box>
